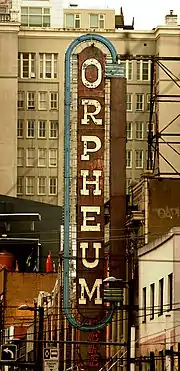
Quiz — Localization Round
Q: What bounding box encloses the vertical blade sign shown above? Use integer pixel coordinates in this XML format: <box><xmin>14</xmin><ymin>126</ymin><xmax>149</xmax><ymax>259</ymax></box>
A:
<box><xmin>77</xmin><ymin>46</ymin><xmax>105</xmax><ymax>322</ymax></box>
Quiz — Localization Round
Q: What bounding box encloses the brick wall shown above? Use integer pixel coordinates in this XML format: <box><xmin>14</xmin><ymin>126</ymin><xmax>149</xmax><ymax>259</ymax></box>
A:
<box><xmin>3</xmin><ymin>271</ymin><xmax>57</xmax><ymax>328</ymax></box>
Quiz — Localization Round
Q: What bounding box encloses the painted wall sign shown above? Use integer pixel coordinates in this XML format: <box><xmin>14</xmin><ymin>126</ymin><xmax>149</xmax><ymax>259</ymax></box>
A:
<box><xmin>77</xmin><ymin>46</ymin><xmax>105</xmax><ymax>322</ymax></box>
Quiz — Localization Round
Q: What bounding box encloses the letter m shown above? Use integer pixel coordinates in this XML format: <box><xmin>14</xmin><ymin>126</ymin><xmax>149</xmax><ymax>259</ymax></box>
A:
<box><xmin>78</xmin><ymin>278</ymin><xmax>102</xmax><ymax>305</ymax></box>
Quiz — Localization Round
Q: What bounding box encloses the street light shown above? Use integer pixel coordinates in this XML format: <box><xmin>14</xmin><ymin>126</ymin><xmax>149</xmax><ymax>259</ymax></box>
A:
<box><xmin>18</xmin><ymin>303</ymin><xmax>44</xmax><ymax>371</ymax></box>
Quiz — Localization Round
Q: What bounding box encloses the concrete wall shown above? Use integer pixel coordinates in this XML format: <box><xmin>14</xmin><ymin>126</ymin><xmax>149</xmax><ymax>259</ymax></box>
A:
<box><xmin>0</xmin><ymin>24</ymin><xmax>19</xmax><ymax>197</ymax></box>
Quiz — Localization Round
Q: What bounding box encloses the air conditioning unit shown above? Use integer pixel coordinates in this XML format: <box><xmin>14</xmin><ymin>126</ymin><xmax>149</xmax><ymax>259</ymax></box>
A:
<box><xmin>31</xmin><ymin>72</ymin><xmax>35</xmax><ymax>78</ymax></box>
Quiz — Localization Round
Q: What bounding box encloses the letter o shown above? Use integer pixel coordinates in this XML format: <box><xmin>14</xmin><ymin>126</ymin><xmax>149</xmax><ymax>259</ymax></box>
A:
<box><xmin>81</xmin><ymin>58</ymin><xmax>102</xmax><ymax>89</ymax></box>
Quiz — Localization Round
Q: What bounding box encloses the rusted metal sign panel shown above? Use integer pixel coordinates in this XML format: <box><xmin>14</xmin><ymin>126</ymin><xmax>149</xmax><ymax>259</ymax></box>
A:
<box><xmin>110</xmin><ymin>77</ymin><xmax>126</xmax><ymax>281</ymax></box>
<box><xmin>77</xmin><ymin>46</ymin><xmax>105</xmax><ymax>322</ymax></box>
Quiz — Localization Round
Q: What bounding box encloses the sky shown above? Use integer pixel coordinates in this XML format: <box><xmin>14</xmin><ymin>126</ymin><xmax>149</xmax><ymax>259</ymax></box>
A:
<box><xmin>76</xmin><ymin>0</ymin><xmax>180</xmax><ymax>30</ymax></box>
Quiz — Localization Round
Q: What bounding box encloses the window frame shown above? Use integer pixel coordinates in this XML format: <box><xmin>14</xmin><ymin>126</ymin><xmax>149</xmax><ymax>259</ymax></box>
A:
<box><xmin>142</xmin><ymin>287</ymin><xmax>146</xmax><ymax>323</ymax></box>
<box><xmin>120</xmin><ymin>61</ymin><xmax>133</xmax><ymax>80</ymax></box>
<box><xmin>27</xmin><ymin>120</ymin><xmax>35</xmax><ymax>138</ymax></box>
<box><xmin>135</xmin><ymin>150</ymin><xmax>143</xmax><ymax>169</ymax></box>
<box><xmin>89</xmin><ymin>13</ymin><xmax>105</xmax><ymax>29</ymax></box>
<box><xmin>126</xmin><ymin>121</ymin><xmax>132</xmax><ymax>140</ymax></box>
<box><xmin>158</xmin><ymin>278</ymin><xmax>164</xmax><ymax>316</ymax></box>
<box><xmin>38</xmin><ymin>120</ymin><xmax>46</xmax><ymax>139</ymax></box>
<box><xmin>38</xmin><ymin>91</ymin><xmax>47</xmax><ymax>110</ymax></box>
<box><xmin>17</xmin><ymin>119</ymin><xmax>24</xmax><ymax>138</ymax></box>
<box><xmin>18</xmin><ymin>53</ymin><xmax>36</xmax><ymax>79</ymax></box>
<box><xmin>49</xmin><ymin>177</ymin><xmax>57</xmax><ymax>195</ymax></box>
<box><xmin>65</xmin><ymin>13</ymin><xmax>81</xmax><ymax>28</ymax></box>
<box><xmin>17</xmin><ymin>177</ymin><xmax>24</xmax><ymax>195</ymax></box>
<box><xmin>137</xmin><ymin>60</ymin><xmax>151</xmax><ymax>81</ymax></box>
<box><xmin>150</xmin><ymin>283</ymin><xmax>155</xmax><ymax>320</ymax></box>
<box><xmin>38</xmin><ymin>148</ymin><xmax>47</xmax><ymax>167</ymax></box>
<box><xmin>126</xmin><ymin>150</ymin><xmax>132</xmax><ymax>169</ymax></box>
<box><xmin>21</xmin><ymin>7</ymin><xmax>50</xmax><ymax>27</ymax></box>
<box><xmin>50</xmin><ymin>92</ymin><xmax>58</xmax><ymax>110</ymax></box>
<box><xmin>39</xmin><ymin>53</ymin><xmax>58</xmax><ymax>79</ymax></box>
<box><xmin>126</xmin><ymin>93</ymin><xmax>132</xmax><ymax>112</ymax></box>
<box><xmin>167</xmin><ymin>273</ymin><xmax>173</xmax><ymax>312</ymax></box>
<box><xmin>37</xmin><ymin>176</ymin><xmax>46</xmax><ymax>195</ymax></box>
<box><xmin>26</xmin><ymin>148</ymin><xmax>35</xmax><ymax>167</ymax></box>
<box><xmin>17</xmin><ymin>147</ymin><xmax>24</xmax><ymax>167</ymax></box>
<box><xmin>135</xmin><ymin>122</ymin><xmax>143</xmax><ymax>140</ymax></box>
<box><xmin>27</xmin><ymin>91</ymin><xmax>36</xmax><ymax>110</ymax></box>
<box><xmin>25</xmin><ymin>176</ymin><xmax>35</xmax><ymax>195</ymax></box>
<box><xmin>49</xmin><ymin>121</ymin><xmax>58</xmax><ymax>139</ymax></box>
<box><xmin>18</xmin><ymin>91</ymin><xmax>25</xmax><ymax>109</ymax></box>
<box><xmin>49</xmin><ymin>149</ymin><xmax>58</xmax><ymax>167</ymax></box>
<box><xmin>136</xmin><ymin>93</ymin><xmax>144</xmax><ymax>111</ymax></box>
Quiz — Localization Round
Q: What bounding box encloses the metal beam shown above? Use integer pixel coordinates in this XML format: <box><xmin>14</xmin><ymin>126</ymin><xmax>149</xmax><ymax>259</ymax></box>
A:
<box><xmin>117</xmin><ymin>55</ymin><xmax>180</xmax><ymax>61</ymax></box>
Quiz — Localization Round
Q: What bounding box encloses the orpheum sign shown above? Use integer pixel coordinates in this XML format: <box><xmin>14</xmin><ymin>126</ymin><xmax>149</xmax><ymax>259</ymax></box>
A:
<box><xmin>77</xmin><ymin>46</ymin><xmax>105</xmax><ymax>321</ymax></box>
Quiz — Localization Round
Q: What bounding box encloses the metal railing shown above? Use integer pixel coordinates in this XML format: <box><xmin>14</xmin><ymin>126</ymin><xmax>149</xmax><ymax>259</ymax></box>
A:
<box><xmin>0</xmin><ymin>13</ymin><xmax>11</xmax><ymax>22</ymax></box>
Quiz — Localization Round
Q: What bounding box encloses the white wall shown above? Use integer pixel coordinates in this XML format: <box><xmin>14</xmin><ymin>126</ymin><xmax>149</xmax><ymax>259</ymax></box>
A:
<box><xmin>138</xmin><ymin>229</ymin><xmax>180</xmax><ymax>351</ymax></box>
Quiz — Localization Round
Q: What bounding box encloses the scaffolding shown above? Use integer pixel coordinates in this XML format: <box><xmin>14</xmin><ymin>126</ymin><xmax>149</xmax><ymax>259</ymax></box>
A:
<box><xmin>117</xmin><ymin>54</ymin><xmax>180</xmax><ymax>177</ymax></box>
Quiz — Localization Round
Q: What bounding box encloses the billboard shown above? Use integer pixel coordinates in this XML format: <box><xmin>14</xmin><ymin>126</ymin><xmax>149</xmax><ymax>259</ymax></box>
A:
<box><xmin>77</xmin><ymin>46</ymin><xmax>105</xmax><ymax>323</ymax></box>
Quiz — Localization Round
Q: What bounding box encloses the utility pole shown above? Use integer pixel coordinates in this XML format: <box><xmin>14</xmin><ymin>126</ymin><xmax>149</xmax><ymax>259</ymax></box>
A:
<box><xmin>37</xmin><ymin>307</ymin><xmax>44</xmax><ymax>371</ymax></box>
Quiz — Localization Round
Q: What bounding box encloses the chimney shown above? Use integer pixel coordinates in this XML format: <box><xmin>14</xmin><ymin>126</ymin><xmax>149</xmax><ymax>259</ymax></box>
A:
<box><xmin>165</xmin><ymin>10</ymin><xmax>177</xmax><ymax>26</ymax></box>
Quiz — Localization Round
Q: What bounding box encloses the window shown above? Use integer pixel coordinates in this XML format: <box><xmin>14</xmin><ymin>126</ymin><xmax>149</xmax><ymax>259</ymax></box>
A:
<box><xmin>27</xmin><ymin>92</ymin><xmax>35</xmax><ymax>110</ymax></box>
<box><xmin>38</xmin><ymin>121</ymin><xmax>46</xmax><ymax>138</ymax></box>
<box><xmin>65</xmin><ymin>13</ymin><xmax>81</xmax><ymax>28</ymax></box>
<box><xmin>21</xmin><ymin>7</ymin><xmax>50</xmax><ymax>27</ymax></box>
<box><xmin>150</xmin><ymin>283</ymin><xmax>155</xmax><ymax>320</ymax></box>
<box><xmin>38</xmin><ymin>92</ymin><xmax>47</xmax><ymax>110</ymax></box>
<box><xmin>126</xmin><ymin>179</ymin><xmax>131</xmax><ymax>195</ymax></box>
<box><xmin>120</xmin><ymin>61</ymin><xmax>132</xmax><ymax>80</ymax></box>
<box><xmin>38</xmin><ymin>148</ymin><xmax>46</xmax><ymax>167</ymax></box>
<box><xmin>17</xmin><ymin>120</ymin><xmax>23</xmax><ymax>138</ymax></box>
<box><xmin>17</xmin><ymin>148</ymin><xmax>24</xmax><ymax>167</ymax></box>
<box><xmin>26</xmin><ymin>148</ymin><xmax>35</xmax><ymax>167</ymax></box>
<box><xmin>137</xmin><ymin>60</ymin><xmax>151</xmax><ymax>81</ymax></box>
<box><xmin>136</xmin><ymin>94</ymin><xmax>144</xmax><ymax>111</ymax></box>
<box><xmin>39</xmin><ymin>53</ymin><xmax>58</xmax><ymax>79</ymax></box>
<box><xmin>38</xmin><ymin>177</ymin><xmax>46</xmax><ymax>195</ymax></box>
<box><xmin>18</xmin><ymin>53</ymin><xmax>35</xmax><ymax>78</ymax></box>
<box><xmin>126</xmin><ymin>122</ymin><xmax>132</xmax><ymax>139</ymax></box>
<box><xmin>159</xmin><ymin>278</ymin><xmax>164</xmax><ymax>316</ymax></box>
<box><xmin>18</xmin><ymin>91</ymin><xmax>25</xmax><ymax>109</ymax></box>
<box><xmin>135</xmin><ymin>150</ymin><xmax>143</xmax><ymax>168</ymax></box>
<box><xmin>27</xmin><ymin>120</ymin><xmax>35</xmax><ymax>138</ymax></box>
<box><xmin>147</xmin><ymin>94</ymin><xmax>151</xmax><ymax>111</ymax></box>
<box><xmin>49</xmin><ymin>149</ymin><xmax>57</xmax><ymax>167</ymax></box>
<box><xmin>26</xmin><ymin>177</ymin><xmax>35</xmax><ymax>195</ymax></box>
<box><xmin>135</xmin><ymin>122</ymin><xmax>143</xmax><ymax>139</ymax></box>
<box><xmin>126</xmin><ymin>93</ymin><xmax>132</xmax><ymax>111</ymax></box>
<box><xmin>99</xmin><ymin>14</ymin><xmax>105</xmax><ymax>28</ymax></box>
<box><xmin>168</xmin><ymin>273</ymin><xmax>173</xmax><ymax>311</ymax></box>
<box><xmin>50</xmin><ymin>92</ymin><xmax>58</xmax><ymax>110</ymax></box>
<box><xmin>17</xmin><ymin>177</ymin><xmax>24</xmax><ymax>195</ymax></box>
<box><xmin>90</xmin><ymin>13</ymin><xmax>105</xmax><ymax>28</ymax></box>
<box><xmin>49</xmin><ymin>177</ymin><xmax>57</xmax><ymax>195</ymax></box>
<box><xmin>142</xmin><ymin>287</ymin><xmax>146</xmax><ymax>323</ymax></box>
<box><xmin>49</xmin><ymin>121</ymin><xmax>58</xmax><ymax>138</ymax></box>
<box><xmin>126</xmin><ymin>150</ymin><xmax>132</xmax><ymax>168</ymax></box>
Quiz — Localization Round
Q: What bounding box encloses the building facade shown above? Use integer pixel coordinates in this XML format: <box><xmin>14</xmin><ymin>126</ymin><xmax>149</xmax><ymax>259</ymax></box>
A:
<box><xmin>0</xmin><ymin>7</ymin><xmax>180</xmax><ymax>205</ymax></box>
<box><xmin>138</xmin><ymin>227</ymin><xmax>180</xmax><ymax>368</ymax></box>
